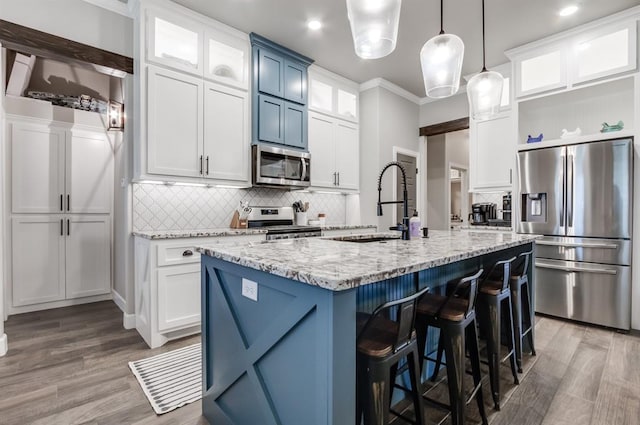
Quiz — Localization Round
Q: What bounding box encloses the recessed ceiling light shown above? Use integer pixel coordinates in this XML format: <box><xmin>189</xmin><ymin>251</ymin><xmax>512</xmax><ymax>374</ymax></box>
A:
<box><xmin>307</xmin><ymin>20</ymin><xmax>322</xmax><ymax>30</ymax></box>
<box><xmin>559</xmin><ymin>5</ymin><xmax>579</xmax><ymax>17</ymax></box>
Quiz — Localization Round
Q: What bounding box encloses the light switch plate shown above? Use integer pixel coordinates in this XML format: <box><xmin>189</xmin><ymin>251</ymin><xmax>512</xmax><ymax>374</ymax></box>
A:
<box><xmin>242</xmin><ymin>278</ymin><xmax>258</xmax><ymax>301</ymax></box>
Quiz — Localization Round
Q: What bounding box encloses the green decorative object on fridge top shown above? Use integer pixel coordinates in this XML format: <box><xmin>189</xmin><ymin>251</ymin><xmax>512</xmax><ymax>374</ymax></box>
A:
<box><xmin>601</xmin><ymin>120</ymin><xmax>624</xmax><ymax>133</ymax></box>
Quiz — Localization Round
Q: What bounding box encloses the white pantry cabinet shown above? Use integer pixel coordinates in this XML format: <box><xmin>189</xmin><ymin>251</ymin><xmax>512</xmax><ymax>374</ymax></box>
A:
<box><xmin>11</xmin><ymin>122</ymin><xmax>113</xmax><ymax>214</ymax></box>
<box><xmin>469</xmin><ymin>114</ymin><xmax>514</xmax><ymax>191</ymax></box>
<box><xmin>11</xmin><ymin>215</ymin><xmax>111</xmax><ymax>307</ymax></box>
<box><xmin>308</xmin><ymin>111</ymin><xmax>359</xmax><ymax>191</ymax></box>
<box><xmin>134</xmin><ymin>233</ymin><xmax>265</xmax><ymax>348</ymax></box>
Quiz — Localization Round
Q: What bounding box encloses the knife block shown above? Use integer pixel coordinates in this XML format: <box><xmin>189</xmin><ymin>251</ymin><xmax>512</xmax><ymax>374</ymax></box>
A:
<box><xmin>229</xmin><ymin>211</ymin><xmax>248</xmax><ymax>229</ymax></box>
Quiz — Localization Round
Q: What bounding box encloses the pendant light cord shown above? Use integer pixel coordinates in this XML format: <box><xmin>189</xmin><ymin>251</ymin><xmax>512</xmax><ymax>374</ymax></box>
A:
<box><xmin>481</xmin><ymin>0</ymin><xmax>487</xmax><ymax>72</ymax></box>
<box><xmin>439</xmin><ymin>0</ymin><xmax>444</xmax><ymax>35</ymax></box>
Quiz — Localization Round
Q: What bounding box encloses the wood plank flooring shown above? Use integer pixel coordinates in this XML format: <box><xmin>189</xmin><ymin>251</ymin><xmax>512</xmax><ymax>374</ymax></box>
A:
<box><xmin>0</xmin><ymin>301</ymin><xmax>639</xmax><ymax>425</ymax></box>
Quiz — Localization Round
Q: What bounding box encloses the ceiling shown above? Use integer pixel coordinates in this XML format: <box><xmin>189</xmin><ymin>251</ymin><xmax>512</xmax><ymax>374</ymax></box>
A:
<box><xmin>171</xmin><ymin>0</ymin><xmax>639</xmax><ymax>97</ymax></box>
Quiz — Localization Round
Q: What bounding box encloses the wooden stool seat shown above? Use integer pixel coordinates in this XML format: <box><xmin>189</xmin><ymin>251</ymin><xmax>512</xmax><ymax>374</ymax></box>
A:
<box><xmin>479</xmin><ymin>279</ymin><xmax>506</xmax><ymax>295</ymax></box>
<box><xmin>356</xmin><ymin>312</ymin><xmax>416</xmax><ymax>358</ymax></box>
<box><xmin>416</xmin><ymin>294</ymin><xmax>469</xmax><ymax>321</ymax></box>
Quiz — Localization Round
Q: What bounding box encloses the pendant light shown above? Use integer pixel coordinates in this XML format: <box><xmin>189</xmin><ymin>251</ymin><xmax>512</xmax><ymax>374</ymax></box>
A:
<box><xmin>467</xmin><ymin>0</ymin><xmax>504</xmax><ymax>120</ymax></box>
<box><xmin>346</xmin><ymin>0</ymin><xmax>402</xmax><ymax>59</ymax></box>
<box><xmin>420</xmin><ymin>0</ymin><xmax>464</xmax><ymax>98</ymax></box>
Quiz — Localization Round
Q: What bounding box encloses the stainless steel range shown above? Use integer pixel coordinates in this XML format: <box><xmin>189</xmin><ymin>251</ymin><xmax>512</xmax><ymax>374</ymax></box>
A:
<box><xmin>247</xmin><ymin>206</ymin><xmax>322</xmax><ymax>240</ymax></box>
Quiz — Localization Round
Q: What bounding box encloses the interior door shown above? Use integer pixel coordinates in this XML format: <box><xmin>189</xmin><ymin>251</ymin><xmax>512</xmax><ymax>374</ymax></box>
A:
<box><xmin>65</xmin><ymin>215</ymin><xmax>111</xmax><ymax>299</ymax></box>
<box><xmin>396</xmin><ymin>153</ymin><xmax>417</xmax><ymax>222</ymax></box>
<box><xmin>517</xmin><ymin>146</ymin><xmax>565</xmax><ymax>236</ymax></box>
<box><xmin>566</xmin><ymin>139</ymin><xmax>632</xmax><ymax>238</ymax></box>
<box><xmin>67</xmin><ymin>130</ymin><xmax>113</xmax><ymax>213</ymax></box>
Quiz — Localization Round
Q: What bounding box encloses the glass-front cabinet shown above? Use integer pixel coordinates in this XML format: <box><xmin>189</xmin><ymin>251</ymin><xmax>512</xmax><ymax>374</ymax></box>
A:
<box><xmin>205</xmin><ymin>29</ymin><xmax>249</xmax><ymax>89</ymax></box>
<box><xmin>571</xmin><ymin>22</ymin><xmax>637</xmax><ymax>85</ymax></box>
<box><xmin>308</xmin><ymin>66</ymin><xmax>359</xmax><ymax>122</ymax></box>
<box><xmin>147</xmin><ymin>9</ymin><xmax>204</xmax><ymax>75</ymax></box>
<box><xmin>515</xmin><ymin>46</ymin><xmax>567</xmax><ymax>98</ymax></box>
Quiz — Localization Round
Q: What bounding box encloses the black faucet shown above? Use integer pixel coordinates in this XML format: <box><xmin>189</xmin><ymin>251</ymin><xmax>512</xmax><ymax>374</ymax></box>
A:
<box><xmin>377</xmin><ymin>161</ymin><xmax>410</xmax><ymax>240</ymax></box>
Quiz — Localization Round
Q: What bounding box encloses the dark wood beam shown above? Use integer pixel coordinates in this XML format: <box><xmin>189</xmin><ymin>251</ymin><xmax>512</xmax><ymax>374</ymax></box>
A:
<box><xmin>0</xmin><ymin>19</ymin><xmax>133</xmax><ymax>76</ymax></box>
<box><xmin>419</xmin><ymin>117</ymin><xmax>469</xmax><ymax>137</ymax></box>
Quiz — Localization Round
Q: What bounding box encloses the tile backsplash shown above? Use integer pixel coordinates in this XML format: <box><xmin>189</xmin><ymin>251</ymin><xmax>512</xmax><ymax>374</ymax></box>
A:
<box><xmin>472</xmin><ymin>192</ymin><xmax>509</xmax><ymax>219</ymax></box>
<box><xmin>132</xmin><ymin>183</ymin><xmax>348</xmax><ymax>231</ymax></box>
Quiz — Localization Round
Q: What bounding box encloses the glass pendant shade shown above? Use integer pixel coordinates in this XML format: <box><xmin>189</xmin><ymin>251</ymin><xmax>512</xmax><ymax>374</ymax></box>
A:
<box><xmin>467</xmin><ymin>69</ymin><xmax>504</xmax><ymax>120</ymax></box>
<box><xmin>346</xmin><ymin>0</ymin><xmax>402</xmax><ymax>59</ymax></box>
<box><xmin>420</xmin><ymin>33</ymin><xmax>464</xmax><ymax>98</ymax></box>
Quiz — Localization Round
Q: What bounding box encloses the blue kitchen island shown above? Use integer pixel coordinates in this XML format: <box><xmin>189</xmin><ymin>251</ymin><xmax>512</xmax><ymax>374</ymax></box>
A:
<box><xmin>197</xmin><ymin>230</ymin><xmax>539</xmax><ymax>425</ymax></box>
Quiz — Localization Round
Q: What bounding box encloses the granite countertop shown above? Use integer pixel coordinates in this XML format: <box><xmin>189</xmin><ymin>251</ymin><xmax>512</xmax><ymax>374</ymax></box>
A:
<box><xmin>321</xmin><ymin>224</ymin><xmax>377</xmax><ymax>231</ymax></box>
<box><xmin>459</xmin><ymin>225</ymin><xmax>513</xmax><ymax>231</ymax></box>
<box><xmin>132</xmin><ymin>228</ymin><xmax>268</xmax><ymax>240</ymax></box>
<box><xmin>197</xmin><ymin>230</ymin><xmax>541</xmax><ymax>291</ymax></box>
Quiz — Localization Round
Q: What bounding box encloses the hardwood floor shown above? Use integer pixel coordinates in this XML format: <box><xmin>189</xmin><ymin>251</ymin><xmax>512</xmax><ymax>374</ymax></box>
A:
<box><xmin>0</xmin><ymin>301</ymin><xmax>639</xmax><ymax>425</ymax></box>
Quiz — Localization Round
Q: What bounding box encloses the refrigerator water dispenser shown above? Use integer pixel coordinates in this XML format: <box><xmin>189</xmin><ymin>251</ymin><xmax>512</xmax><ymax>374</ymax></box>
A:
<box><xmin>522</xmin><ymin>193</ymin><xmax>546</xmax><ymax>222</ymax></box>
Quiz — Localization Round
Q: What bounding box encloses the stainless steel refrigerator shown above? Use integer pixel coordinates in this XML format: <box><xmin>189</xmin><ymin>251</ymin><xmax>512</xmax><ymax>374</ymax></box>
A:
<box><xmin>517</xmin><ymin>137</ymin><xmax>633</xmax><ymax>330</ymax></box>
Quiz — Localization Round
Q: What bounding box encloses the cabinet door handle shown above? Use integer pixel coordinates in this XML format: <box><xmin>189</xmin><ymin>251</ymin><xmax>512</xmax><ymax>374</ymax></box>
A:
<box><xmin>333</xmin><ymin>172</ymin><xmax>337</xmax><ymax>185</ymax></box>
<box><xmin>509</xmin><ymin>168</ymin><xmax>512</xmax><ymax>184</ymax></box>
<box><xmin>60</xmin><ymin>194</ymin><xmax>63</xmax><ymax>211</ymax></box>
<box><xmin>206</xmin><ymin>156</ymin><xmax>210</xmax><ymax>175</ymax></box>
<box><xmin>66</xmin><ymin>194</ymin><xmax>70</xmax><ymax>211</ymax></box>
<box><xmin>60</xmin><ymin>219</ymin><xmax>63</xmax><ymax>236</ymax></box>
<box><xmin>67</xmin><ymin>219</ymin><xmax>70</xmax><ymax>236</ymax></box>
<box><xmin>182</xmin><ymin>249</ymin><xmax>194</xmax><ymax>257</ymax></box>
<box><xmin>337</xmin><ymin>172</ymin><xmax>340</xmax><ymax>186</ymax></box>
<box><xmin>199</xmin><ymin>155</ymin><xmax>203</xmax><ymax>175</ymax></box>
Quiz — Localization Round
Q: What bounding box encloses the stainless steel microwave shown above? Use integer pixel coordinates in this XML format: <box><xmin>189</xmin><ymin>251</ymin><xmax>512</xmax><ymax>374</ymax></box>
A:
<box><xmin>252</xmin><ymin>145</ymin><xmax>311</xmax><ymax>189</ymax></box>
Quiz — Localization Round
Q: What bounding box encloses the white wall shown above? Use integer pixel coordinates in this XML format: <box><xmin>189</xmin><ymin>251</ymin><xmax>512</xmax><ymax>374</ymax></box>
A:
<box><xmin>0</xmin><ymin>0</ymin><xmax>133</xmax><ymax>57</ymax></box>
<box><xmin>419</xmin><ymin>92</ymin><xmax>468</xmax><ymax>127</ymax></box>
<box><xmin>359</xmin><ymin>86</ymin><xmax>420</xmax><ymax>230</ymax></box>
<box><xmin>445</xmin><ymin>129</ymin><xmax>469</xmax><ymax>167</ymax></box>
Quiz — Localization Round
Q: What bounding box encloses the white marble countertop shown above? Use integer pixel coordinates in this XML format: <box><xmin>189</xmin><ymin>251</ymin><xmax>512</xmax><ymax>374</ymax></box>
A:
<box><xmin>321</xmin><ymin>224</ymin><xmax>377</xmax><ymax>231</ymax></box>
<box><xmin>197</xmin><ymin>230</ymin><xmax>541</xmax><ymax>291</ymax></box>
<box><xmin>459</xmin><ymin>225</ymin><xmax>513</xmax><ymax>231</ymax></box>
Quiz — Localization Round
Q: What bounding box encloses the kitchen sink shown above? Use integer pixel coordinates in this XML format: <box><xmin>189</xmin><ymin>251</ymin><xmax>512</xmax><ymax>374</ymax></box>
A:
<box><xmin>328</xmin><ymin>234</ymin><xmax>402</xmax><ymax>243</ymax></box>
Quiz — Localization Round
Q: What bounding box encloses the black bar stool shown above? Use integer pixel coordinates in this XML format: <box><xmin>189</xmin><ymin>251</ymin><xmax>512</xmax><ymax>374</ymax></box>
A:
<box><xmin>510</xmin><ymin>250</ymin><xmax>536</xmax><ymax>372</ymax></box>
<box><xmin>356</xmin><ymin>285</ymin><xmax>430</xmax><ymax>425</ymax></box>
<box><xmin>476</xmin><ymin>257</ymin><xmax>520</xmax><ymax>410</ymax></box>
<box><xmin>414</xmin><ymin>269</ymin><xmax>488</xmax><ymax>425</ymax></box>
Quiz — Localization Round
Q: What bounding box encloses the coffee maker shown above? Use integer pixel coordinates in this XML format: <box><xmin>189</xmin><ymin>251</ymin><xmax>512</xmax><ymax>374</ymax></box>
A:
<box><xmin>470</xmin><ymin>203</ymin><xmax>496</xmax><ymax>224</ymax></box>
<box><xmin>502</xmin><ymin>194</ymin><xmax>512</xmax><ymax>222</ymax></box>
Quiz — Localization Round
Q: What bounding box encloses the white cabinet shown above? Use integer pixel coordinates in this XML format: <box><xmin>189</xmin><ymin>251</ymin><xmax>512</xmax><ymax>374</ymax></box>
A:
<box><xmin>65</xmin><ymin>216</ymin><xmax>111</xmax><ymax>299</ymax></box>
<box><xmin>157</xmin><ymin>264</ymin><xmax>201</xmax><ymax>331</ymax></box>
<box><xmin>146</xmin><ymin>7</ymin><xmax>204</xmax><ymax>75</ymax></box>
<box><xmin>136</xmin><ymin>0</ymin><xmax>251</xmax><ymax>184</ymax></box>
<box><xmin>11</xmin><ymin>122</ymin><xmax>113</xmax><ymax>214</ymax></box>
<box><xmin>571</xmin><ymin>22</ymin><xmax>636</xmax><ymax>84</ymax></box>
<box><xmin>514</xmin><ymin>46</ymin><xmax>567</xmax><ymax>98</ymax></box>
<box><xmin>469</xmin><ymin>114</ymin><xmax>514</xmax><ymax>191</ymax></box>
<box><xmin>309</xmin><ymin>65</ymin><xmax>359</xmax><ymax>122</ymax></box>
<box><xmin>147</xmin><ymin>66</ymin><xmax>203</xmax><ymax>178</ymax></box>
<box><xmin>11</xmin><ymin>123</ymin><xmax>65</xmax><ymax>213</ymax></box>
<box><xmin>510</xmin><ymin>18</ymin><xmax>637</xmax><ymax>99</ymax></box>
<box><xmin>11</xmin><ymin>215</ymin><xmax>111</xmax><ymax>307</ymax></box>
<box><xmin>204</xmin><ymin>82</ymin><xmax>249</xmax><ymax>182</ymax></box>
<box><xmin>11</xmin><ymin>216</ymin><xmax>65</xmax><ymax>306</ymax></box>
<box><xmin>308</xmin><ymin>111</ymin><xmax>359</xmax><ymax>191</ymax></box>
<box><xmin>134</xmin><ymin>233</ymin><xmax>265</xmax><ymax>348</ymax></box>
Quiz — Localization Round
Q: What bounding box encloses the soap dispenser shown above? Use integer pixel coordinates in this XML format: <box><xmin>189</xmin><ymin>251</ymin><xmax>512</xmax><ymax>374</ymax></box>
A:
<box><xmin>409</xmin><ymin>210</ymin><xmax>421</xmax><ymax>239</ymax></box>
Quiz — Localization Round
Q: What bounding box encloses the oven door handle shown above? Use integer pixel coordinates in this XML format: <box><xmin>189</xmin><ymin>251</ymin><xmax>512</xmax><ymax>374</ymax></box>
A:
<box><xmin>300</xmin><ymin>157</ymin><xmax>307</xmax><ymax>181</ymax></box>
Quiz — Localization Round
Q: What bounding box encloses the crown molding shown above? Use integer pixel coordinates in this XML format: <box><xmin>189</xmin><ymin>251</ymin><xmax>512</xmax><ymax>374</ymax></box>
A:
<box><xmin>359</xmin><ymin>78</ymin><xmax>422</xmax><ymax>105</ymax></box>
<box><xmin>80</xmin><ymin>0</ymin><xmax>133</xmax><ymax>17</ymax></box>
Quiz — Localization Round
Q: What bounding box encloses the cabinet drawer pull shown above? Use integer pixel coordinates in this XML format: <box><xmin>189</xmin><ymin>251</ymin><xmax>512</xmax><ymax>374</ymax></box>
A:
<box><xmin>67</xmin><ymin>194</ymin><xmax>70</xmax><ymax>211</ymax></box>
<box><xmin>60</xmin><ymin>219</ymin><xmax>63</xmax><ymax>236</ymax></box>
<box><xmin>60</xmin><ymin>194</ymin><xmax>63</xmax><ymax>211</ymax></box>
<box><xmin>182</xmin><ymin>249</ymin><xmax>194</xmax><ymax>257</ymax></box>
<box><xmin>67</xmin><ymin>219</ymin><xmax>70</xmax><ymax>236</ymax></box>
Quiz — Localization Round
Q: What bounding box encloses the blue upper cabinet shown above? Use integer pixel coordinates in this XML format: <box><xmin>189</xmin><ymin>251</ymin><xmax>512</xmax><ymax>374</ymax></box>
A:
<box><xmin>251</xmin><ymin>33</ymin><xmax>313</xmax><ymax>150</ymax></box>
<box><xmin>258</xmin><ymin>49</ymin><xmax>284</xmax><ymax>98</ymax></box>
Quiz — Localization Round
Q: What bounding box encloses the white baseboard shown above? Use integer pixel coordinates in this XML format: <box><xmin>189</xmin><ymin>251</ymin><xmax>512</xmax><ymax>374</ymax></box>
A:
<box><xmin>123</xmin><ymin>312</ymin><xmax>136</xmax><ymax>330</ymax></box>
<box><xmin>111</xmin><ymin>290</ymin><xmax>135</xmax><ymax>329</ymax></box>
<box><xmin>0</xmin><ymin>333</ymin><xmax>7</xmax><ymax>356</ymax></box>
